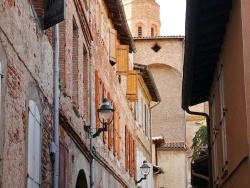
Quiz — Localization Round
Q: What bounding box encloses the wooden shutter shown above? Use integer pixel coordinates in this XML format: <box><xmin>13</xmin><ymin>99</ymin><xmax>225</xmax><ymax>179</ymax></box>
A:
<box><xmin>125</xmin><ymin>126</ymin><xmax>129</xmax><ymax>171</ymax></box>
<box><xmin>27</xmin><ymin>100</ymin><xmax>41</xmax><ymax>188</ymax></box>
<box><xmin>109</xmin><ymin>28</ymin><xmax>117</xmax><ymax>65</ymax></box>
<box><xmin>117</xmin><ymin>45</ymin><xmax>129</xmax><ymax>74</ymax></box>
<box><xmin>59</xmin><ymin>21</ymin><xmax>66</xmax><ymax>89</ymax></box>
<box><xmin>129</xmin><ymin>132</ymin><xmax>133</xmax><ymax>176</ymax></box>
<box><xmin>126</xmin><ymin>70</ymin><xmax>139</xmax><ymax>101</ymax></box>
<box><xmin>59</xmin><ymin>143</ymin><xmax>69</xmax><ymax>188</ymax></box>
<box><xmin>72</xmin><ymin>20</ymin><xmax>79</xmax><ymax>106</ymax></box>
<box><xmin>95</xmin><ymin>70</ymin><xmax>100</xmax><ymax>129</ymax></box>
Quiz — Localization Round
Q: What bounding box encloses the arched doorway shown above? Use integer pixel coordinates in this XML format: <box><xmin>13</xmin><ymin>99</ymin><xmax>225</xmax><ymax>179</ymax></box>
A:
<box><xmin>75</xmin><ymin>169</ymin><xmax>88</xmax><ymax>188</ymax></box>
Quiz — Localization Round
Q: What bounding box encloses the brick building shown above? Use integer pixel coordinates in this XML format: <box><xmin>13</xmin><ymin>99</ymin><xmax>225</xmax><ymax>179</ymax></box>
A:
<box><xmin>183</xmin><ymin>0</ymin><xmax>250</xmax><ymax>187</ymax></box>
<box><xmin>123</xmin><ymin>0</ymin><xmax>189</xmax><ymax>187</ymax></box>
<box><xmin>0</xmin><ymin>0</ymin><xmax>160</xmax><ymax>187</ymax></box>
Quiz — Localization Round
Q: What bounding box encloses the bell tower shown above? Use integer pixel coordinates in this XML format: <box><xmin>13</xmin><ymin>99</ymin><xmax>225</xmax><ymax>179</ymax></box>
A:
<box><xmin>123</xmin><ymin>0</ymin><xmax>161</xmax><ymax>37</ymax></box>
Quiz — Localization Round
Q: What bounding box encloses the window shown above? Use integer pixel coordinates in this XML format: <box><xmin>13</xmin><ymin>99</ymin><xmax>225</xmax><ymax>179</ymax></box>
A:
<box><xmin>72</xmin><ymin>19</ymin><xmax>79</xmax><ymax>107</ymax></box>
<box><xmin>218</xmin><ymin>63</ymin><xmax>228</xmax><ymax>175</ymax></box>
<box><xmin>151</xmin><ymin>27</ymin><xmax>154</xmax><ymax>37</ymax></box>
<box><xmin>125</xmin><ymin>126</ymin><xmax>136</xmax><ymax>177</ymax></box>
<box><xmin>27</xmin><ymin>100</ymin><xmax>41</xmax><ymax>188</ymax></box>
<box><xmin>109</xmin><ymin>28</ymin><xmax>117</xmax><ymax>65</ymax></box>
<box><xmin>126</xmin><ymin>70</ymin><xmax>139</xmax><ymax>101</ymax></box>
<box><xmin>138</xmin><ymin>26</ymin><xmax>142</xmax><ymax>37</ymax></box>
<box><xmin>211</xmin><ymin>95</ymin><xmax>219</xmax><ymax>185</ymax></box>
<box><xmin>116</xmin><ymin>45</ymin><xmax>129</xmax><ymax>74</ymax></box>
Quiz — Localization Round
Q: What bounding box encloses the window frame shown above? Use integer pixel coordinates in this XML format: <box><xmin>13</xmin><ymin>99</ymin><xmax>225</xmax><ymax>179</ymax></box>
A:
<box><xmin>27</xmin><ymin>100</ymin><xmax>41</xmax><ymax>188</ymax></box>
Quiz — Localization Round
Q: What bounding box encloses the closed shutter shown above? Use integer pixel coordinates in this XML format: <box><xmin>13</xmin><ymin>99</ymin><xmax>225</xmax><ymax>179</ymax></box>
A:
<box><xmin>129</xmin><ymin>132</ymin><xmax>133</xmax><ymax>176</ymax></box>
<box><xmin>59</xmin><ymin>21</ymin><xmax>66</xmax><ymax>89</ymax></box>
<box><xmin>125</xmin><ymin>126</ymin><xmax>129</xmax><ymax>171</ymax></box>
<box><xmin>117</xmin><ymin>45</ymin><xmax>129</xmax><ymax>74</ymax></box>
<box><xmin>109</xmin><ymin>28</ymin><xmax>117</xmax><ymax>65</ymax></box>
<box><xmin>126</xmin><ymin>70</ymin><xmax>139</xmax><ymax>101</ymax></box>
<box><xmin>27</xmin><ymin>100</ymin><xmax>41</xmax><ymax>188</ymax></box>
<box><xmin>95</xmin><ymin>70</ymin><xmax>100</xmax><ymax>129</ymax></box>
<box><xmin>59</xmin><ymin>143</ymin><xmax>69</xmax><ymax>188</ymax></box>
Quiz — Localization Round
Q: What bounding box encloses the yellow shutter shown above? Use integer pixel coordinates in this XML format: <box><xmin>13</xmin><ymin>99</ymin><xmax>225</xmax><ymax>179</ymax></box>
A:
<box><xmin>117</xmin><ymin>45</ymin><xmax>129</xmax><ymax>74</ymax></box>
<box><xmin>109</xmin><ymin>28</ymin><xmax>117</xmax><ymax>65</ymax></box>
<box><xmin>126</xmin><ymin>70</ymin><xmax>139</xmax><ymax>101</ymax></box>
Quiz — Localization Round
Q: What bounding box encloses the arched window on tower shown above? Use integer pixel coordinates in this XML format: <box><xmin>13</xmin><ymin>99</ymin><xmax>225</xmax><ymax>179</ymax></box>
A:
<box><xmin>138</xmin><ymin>26</ymin><xmax>142</xmax><ymax>37</ymax></box>
<box><xmin>151</xmin><ymin>27</ymin><xmax>154</xmax><ymax>37</ymax></box>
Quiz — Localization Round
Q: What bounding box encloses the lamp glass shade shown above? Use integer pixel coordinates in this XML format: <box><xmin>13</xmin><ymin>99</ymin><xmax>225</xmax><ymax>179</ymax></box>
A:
<box><xmin>98</xmin><ymin>98</ymin><xmax>114</xmax><ymax>120</ymax></box>
<box><xmin>140</xmin><ymin>161</ymin><xmax>150</xmax><ymax>175</ymax></box>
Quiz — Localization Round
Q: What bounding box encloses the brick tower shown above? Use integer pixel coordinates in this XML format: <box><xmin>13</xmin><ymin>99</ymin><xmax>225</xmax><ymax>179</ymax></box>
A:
<box><xmin>123</xmin><ymin>0</ymin><xmax>161</xmax><ymax>37</ymax></box>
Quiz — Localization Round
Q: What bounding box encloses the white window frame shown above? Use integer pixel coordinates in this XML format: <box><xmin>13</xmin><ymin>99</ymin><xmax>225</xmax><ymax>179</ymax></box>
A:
<box><xmin>27</xmin><ymin>100</ymin><xmax>41</xmax><ymax>188</ymax></box>
<box><xmin>218</xmin><ymin>63</ymin><xmax>228</xmax><ymax>173</ymax></box>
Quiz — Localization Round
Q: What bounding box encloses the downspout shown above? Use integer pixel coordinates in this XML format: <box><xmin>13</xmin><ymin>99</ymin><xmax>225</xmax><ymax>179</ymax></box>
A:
<box><xmin>185</xmin><ymin>107</ymin><xmax>213</xmax><ymax>188</ymax></box>
<box><xmin>53</xmin><ymin>24</ymin><xmax>60</xmax><ymax>188</ymax></box>
<box><xmin>88</xmin><ymin>0</ymin><xmax>94</xmax><ymax>187</ymax></box>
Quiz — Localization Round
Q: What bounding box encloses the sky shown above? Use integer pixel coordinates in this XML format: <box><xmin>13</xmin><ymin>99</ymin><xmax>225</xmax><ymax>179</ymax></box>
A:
<box><xmin>156</xmin><ymin>0</ymin><xmax>186</xmax><ymax>36</ymax></box>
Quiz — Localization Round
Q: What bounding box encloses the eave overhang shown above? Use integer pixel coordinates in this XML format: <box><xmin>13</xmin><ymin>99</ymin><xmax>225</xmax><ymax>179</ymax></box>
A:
<box><xmin>134</xmin><ymin>63</ymin><xmax>161</xmax><ymax>102</ymax></box>
<box><xmin>104</xmin><ymin>0</ymin><xmax>136</xmax><ymax>53</ymax></box>
<box><xmin>182</xmin><ymin>0</ymin><xmax>232</xmax><ymax>110</ymax></box>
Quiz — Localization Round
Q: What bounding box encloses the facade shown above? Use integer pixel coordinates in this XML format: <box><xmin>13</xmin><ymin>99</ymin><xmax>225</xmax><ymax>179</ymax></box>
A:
<box><xmin>0</xmin><ymin>0</ymin><xmax>159</xmax><ymax>188</ymax></box>
<box><xmin>182</xmin><ymin>0</ymin><xmax>250</xmax><ymax>187</ymax></box>
<box><xmin>123</xmin><ymin>0</ymin><xmax>188</xmax><ymax>187</ymax></box>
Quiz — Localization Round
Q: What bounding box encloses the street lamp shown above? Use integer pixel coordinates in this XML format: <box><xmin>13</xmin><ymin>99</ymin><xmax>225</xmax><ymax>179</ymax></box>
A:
<box><xmin>136</xmin><ymin>160</ymin><xmax>150</xmax><ymax>185</ymax></box>
<box><xmin>92</xmin><ymin>98</ymin><xmax>114</xmax><ymax>138</ymax></box>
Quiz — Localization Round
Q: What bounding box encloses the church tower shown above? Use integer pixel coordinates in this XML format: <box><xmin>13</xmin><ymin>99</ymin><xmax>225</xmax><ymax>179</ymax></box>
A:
<box><xmin>123</xmin><ymin>0</ymin><xmax>161</xmax><ymax>37</ymax></box>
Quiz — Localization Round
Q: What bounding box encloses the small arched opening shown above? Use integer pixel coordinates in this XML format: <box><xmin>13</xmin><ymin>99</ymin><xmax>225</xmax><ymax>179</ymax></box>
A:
<box><xmin>75</xmin><ymin>169</ymin><xmax>88</xmax><ymax>188</ymax></box>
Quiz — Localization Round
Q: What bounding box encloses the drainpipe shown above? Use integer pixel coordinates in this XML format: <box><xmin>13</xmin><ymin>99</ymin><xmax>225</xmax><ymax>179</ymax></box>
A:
<box><xmin>186</xmin><ymin>107</ymin><xmax>213</xmax><ymax>188</ymax></box>
<box><xmin>53</xmin><ymin>24</ymin><xmax>60</xmax><ymax>188</ymax></box>
<box><xmin>88</xmin><ymin>0</ymin><xmax>94</xmax><ymax>187</ymax></box>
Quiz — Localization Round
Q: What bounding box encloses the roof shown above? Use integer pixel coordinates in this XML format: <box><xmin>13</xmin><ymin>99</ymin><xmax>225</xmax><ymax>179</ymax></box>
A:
<box><xmin>134</xmin><ymin>63</ymin><xmax>161</xmax><ymax>102</ymax></box>
<box><xmin>182</xmin><ymin>0</ymin><xmax>232</xmax><ymax>110</ymax></box>
<box><xmin>160</xmin><ymin>142</ymin><xmax>186</xmax><ymax>150</ymax></box>
<box><xmin>133</xmin><ymin>35</ymin><xmax>185</xmax><ymax>40</ymax></box>
<box><xmin>104</xmin><ymin>0</ymin><xmax>136</xmax><ymax>53</ymax></box>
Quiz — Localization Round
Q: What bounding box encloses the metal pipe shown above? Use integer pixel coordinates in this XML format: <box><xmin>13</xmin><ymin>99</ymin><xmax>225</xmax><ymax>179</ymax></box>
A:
<box><xmin>186</xmin><ymin>107</ymin><xmax>213</xmax><ymax>188</ymax></box>
<box><xmin>53</xmin><ymin>24</ymin><xmax>60</xmax><ymax>188</ymax></box>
